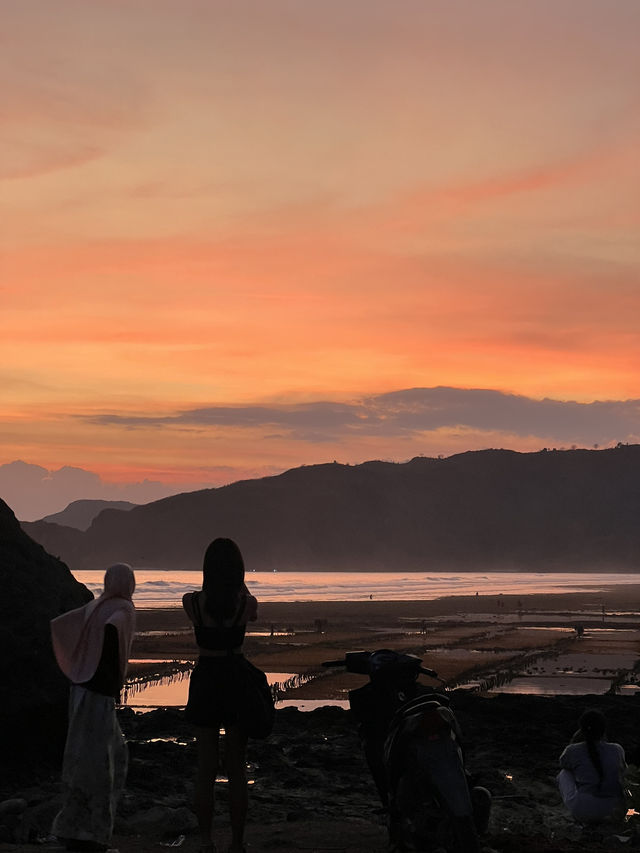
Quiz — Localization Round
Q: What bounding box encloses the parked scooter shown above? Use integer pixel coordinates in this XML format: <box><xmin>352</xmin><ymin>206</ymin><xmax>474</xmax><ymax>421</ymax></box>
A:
<box><xmin>322</xmin><ymin>649</ymin><xmax>490</xmax><ymax>853</ymax></box>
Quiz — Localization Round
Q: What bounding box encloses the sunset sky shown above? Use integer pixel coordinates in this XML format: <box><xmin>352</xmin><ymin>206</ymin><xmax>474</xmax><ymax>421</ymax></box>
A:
<box><xmin>2</xmin><ymin>1</ymin><xmax>640</xmax><ymax>518</ymax></box>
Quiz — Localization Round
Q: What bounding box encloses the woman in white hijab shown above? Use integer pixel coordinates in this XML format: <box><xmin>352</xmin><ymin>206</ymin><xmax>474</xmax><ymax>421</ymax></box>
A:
<box><xmin>50</xmin><ymin>563</ymin><xmax>136</xmax><ymax>852</ymax></box>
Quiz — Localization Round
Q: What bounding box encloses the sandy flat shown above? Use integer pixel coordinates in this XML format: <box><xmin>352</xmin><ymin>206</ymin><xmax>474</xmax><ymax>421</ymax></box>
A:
<box><xmin>130</xmin><ymin>587</ymin><xmax>640</xmax><ymax>697</ymax></box>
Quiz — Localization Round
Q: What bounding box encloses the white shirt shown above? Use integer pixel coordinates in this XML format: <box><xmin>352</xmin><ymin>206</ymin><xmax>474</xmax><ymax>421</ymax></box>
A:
<box><xmin>559</xmin><ymin>740</ymin><xmax>625</xmax><ymax>798</ymax></box>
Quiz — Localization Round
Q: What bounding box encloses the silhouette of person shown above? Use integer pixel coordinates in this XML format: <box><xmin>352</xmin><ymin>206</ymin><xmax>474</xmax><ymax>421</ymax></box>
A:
<box><xmin>50</xmin><ymin>563</ymin><xmax>136</xmax><ymax>851</ymax></box>
<box><xmin>557</xmin><ymin>708</ymin><xmax>626</xmax><ymax>823</ymax></box>
<box><xmin>183</xmin><ymin>538</ymin><xmax>259</xmax><ymax>853</ymax></box>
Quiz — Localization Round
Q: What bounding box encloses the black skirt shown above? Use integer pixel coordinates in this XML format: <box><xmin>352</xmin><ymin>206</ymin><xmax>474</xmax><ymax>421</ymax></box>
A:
<box><xmin>185</xmin><ymin>655</ymin><xmax>246</xmax><ymax>729</ymax></box>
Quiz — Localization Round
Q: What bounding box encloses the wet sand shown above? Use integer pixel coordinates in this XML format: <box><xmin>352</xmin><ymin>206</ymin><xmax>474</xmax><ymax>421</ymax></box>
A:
<box><xmin>131</xmin><ymin>587</ymin><xmax>640</xmax><ymax>696</ymax></box>
<box><xmin>134</xmin><ymin>584</ymin><xmax>640</xmax><ymax>635</ymax></box>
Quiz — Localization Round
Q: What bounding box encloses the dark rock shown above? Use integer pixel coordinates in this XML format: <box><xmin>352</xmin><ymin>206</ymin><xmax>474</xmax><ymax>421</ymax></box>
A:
<box><xmin>123</xmin><ymin>805</ymin><xmax>197</xmax><ymax>835</ymax></box>
<box><xmin>0</xmin><ymin>795</ymin><xmax>28</xmax><ymax>843</ymax></box>
<box><xmin>285</xmin><ymin>809</ymin><xmax>312</xmax><ymax>822</ymax></box>
<box><xmin>0</xmin><ymin>798</ymin><xmax>27</xmax><ymax>815</ymax></box>
<box><xmin>3</xmin><ymin>699</ymin><xmax>635</xmax><ymax>850</ymax></box>
<box><xmin>0</xmin><ymin>497</ymin><xmax>91</xmax><ymax>777</ymax></box>
<box><xmin>22</xmin><ymin>793</ymin><xmax>64</xmax><ymax>841</ymax></box>
<box><xmin>0</xmin><ymin>825</ymin><xmax>14</xmax><ymax>843</ymax></box>
<box><xmin>0</xmin><ymin>813</ymin><xmax>21</xmax><ymax>837</ymax></box>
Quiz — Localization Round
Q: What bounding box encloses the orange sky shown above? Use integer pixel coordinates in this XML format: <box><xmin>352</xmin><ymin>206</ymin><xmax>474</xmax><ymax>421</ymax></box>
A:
<box><xmin>2</xmin><ymin>0</ymin><xmax>640</xmax><ymax>504</ymax></box>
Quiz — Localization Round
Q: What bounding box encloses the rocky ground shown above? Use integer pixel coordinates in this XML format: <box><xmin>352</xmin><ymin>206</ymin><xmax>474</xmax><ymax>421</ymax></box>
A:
<box><xmin>3</xmin><ymin>694</ymin><xmax>640</xmax><ymax>853</ymax></box>
<box><xmin>4</xmin><ymin>589</ymin><xmax>640</xmax><ymax>852</ymax></box>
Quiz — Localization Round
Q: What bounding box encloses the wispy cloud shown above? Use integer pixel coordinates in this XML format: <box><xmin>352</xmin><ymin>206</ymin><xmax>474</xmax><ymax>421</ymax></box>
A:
<box><xmin>82</xmin><ymin>387</ymin><xmax>640</xmax><ymax>446</ymax></box>
<box><xmin>3</xmin><ymin>2</ymin><xmax>640</xmax><ymax>483</ymax></box>
<box><xmin>7</xmin><ymin>386</ymin><xmax>639</xmax><ymax>519</ymax></box>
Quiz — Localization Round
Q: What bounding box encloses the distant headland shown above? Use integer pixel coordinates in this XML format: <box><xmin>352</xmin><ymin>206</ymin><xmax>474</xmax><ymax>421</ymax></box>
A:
<box><xmin>16</xmin><ymin>445</ymin><xmax>640</xmax><ymax>573</ymax></box>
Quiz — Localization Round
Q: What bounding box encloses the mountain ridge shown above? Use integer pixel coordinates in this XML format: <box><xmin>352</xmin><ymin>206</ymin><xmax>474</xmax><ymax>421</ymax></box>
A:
<box><xmin>40</xmin><ymin>498</ymin><xmax>138</xmax><ymax>530</ymax></box>
<box><xmin>18</xmin><ymin>446</ymin><xmax>640</xmax><ymax>572</ymax></box>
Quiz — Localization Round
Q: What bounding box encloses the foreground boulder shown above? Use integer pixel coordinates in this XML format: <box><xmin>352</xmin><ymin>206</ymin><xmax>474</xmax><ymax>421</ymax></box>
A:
<box><xmin>0</xmin><ymin>497</ymin><xmax>91</xmax><ymax>770</ymax></box>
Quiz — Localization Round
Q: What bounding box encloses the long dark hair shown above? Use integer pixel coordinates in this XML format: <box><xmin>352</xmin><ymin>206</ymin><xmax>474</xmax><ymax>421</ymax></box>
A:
<box><xmin>201</xmin><ymin>538</ymin><xmax>245</xmax><ymax>621</ymax></box>
<box><xmin>578</xmin><ymin>708</ymin><xmax>606</xmax><ymax>788</ymax></box>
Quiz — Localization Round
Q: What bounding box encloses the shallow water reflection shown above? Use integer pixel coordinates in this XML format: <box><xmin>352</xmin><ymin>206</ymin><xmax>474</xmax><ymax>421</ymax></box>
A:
<box><xmin>276</xmin><ymin>699</ymin><xmax>350</xmax><ymax>711</ymax></box>
<box><xmin>122</xmin><ymin>665</ymin><xmax>298</xmax><ymax>709</ymax></box>
<box><xmin>491</xmin><ymin>676</ymin><xmax>614</xmax><ymax>695</ymax></box>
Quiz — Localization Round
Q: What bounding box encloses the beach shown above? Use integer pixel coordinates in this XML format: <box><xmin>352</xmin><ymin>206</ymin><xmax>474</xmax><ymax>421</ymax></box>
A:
<box><xmin>131</xmin><ymin>587</ymin><xmax>640</xmax><ymax>695</ymax></box>
<box><xmin>4</xmin><ymin>586</ymin><xmax>640</xmax><ymax>852</ymax></box>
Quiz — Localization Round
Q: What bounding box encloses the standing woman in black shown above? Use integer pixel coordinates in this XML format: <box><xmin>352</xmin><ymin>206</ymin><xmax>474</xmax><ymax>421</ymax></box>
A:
<box><xmin>183</xmin><ymin>538</ymin><xmax>258</xmax><ymax>853</ymax></box>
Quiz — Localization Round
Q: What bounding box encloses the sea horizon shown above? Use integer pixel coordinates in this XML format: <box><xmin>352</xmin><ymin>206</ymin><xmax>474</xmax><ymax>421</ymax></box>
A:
<box><xmin>73</xmin><ymin>568</ymin><xmax>640</xmax><ymax>609</ymax></box>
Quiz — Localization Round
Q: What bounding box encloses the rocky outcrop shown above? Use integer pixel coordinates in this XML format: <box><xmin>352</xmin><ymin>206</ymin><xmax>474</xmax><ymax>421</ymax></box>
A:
<box><xmin>0</xmin><ymin>497</ymin><xmax>91</xmax><ymax>768</ymax></box>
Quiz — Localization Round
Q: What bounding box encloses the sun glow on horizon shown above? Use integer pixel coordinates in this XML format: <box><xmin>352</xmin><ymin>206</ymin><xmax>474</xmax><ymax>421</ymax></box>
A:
<box><xmin>2</xmin><ymin>1</ymin><xmax>640</xmax><ymax>497</ymax></box>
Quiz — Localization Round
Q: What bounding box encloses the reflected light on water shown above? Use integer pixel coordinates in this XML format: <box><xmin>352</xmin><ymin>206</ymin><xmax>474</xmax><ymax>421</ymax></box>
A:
<box><xmin>491</xmin><ymin>677</ymin><xmax>612</xmax><ymax>696</ymax></box>
<box><xmin>139</xmin><ymin>737</ymin><xmax>192</xmax><ymax>746</ymax></box>
<box><xmin>276</xmin><ymin>699</ymin><xmax>350</xmax><ymax>711</ymax></box>
<box><xmin>73</xmin><ymin>569</ymin><xmax>640</xmax><ymax>608</ymax></box>
<box><xmin>122</xmin><ymin>667</ymin><xmax>298</xmax><ymax>709</ymax></box>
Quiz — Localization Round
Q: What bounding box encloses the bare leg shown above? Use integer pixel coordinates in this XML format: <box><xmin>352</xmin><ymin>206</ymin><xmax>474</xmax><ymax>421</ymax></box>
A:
<box><xmin>194</xmin><ymin>726</ymin><xmax>220</xmax><ymax>849</ymax></box>
<box><xmin>224</xmin><ymin>726</ymin><xmax>248</xmax><ymax>853</ymax></box>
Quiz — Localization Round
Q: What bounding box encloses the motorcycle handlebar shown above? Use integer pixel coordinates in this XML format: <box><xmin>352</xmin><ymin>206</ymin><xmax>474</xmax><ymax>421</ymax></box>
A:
<box><xmin>420</xmin><ymin>666</ymin><xmax>439</xmax><ymax>679</ymax></box>
<box><xmin>322</xmin><ymin>655</ymin><xmax>441</xmax><ymax>682</ymax></box>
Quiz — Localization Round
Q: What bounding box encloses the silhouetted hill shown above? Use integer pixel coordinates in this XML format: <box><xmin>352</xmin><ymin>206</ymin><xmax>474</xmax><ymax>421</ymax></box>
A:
<box><xmin>0</xmin><ymin>497</ymin><xmax>91</xmax><ymax>766</ymax></box>
<box><xmin>19</xmin><ymin>446</ymin><xmax>640</xmax><ymax>572</ymax></box>
<box><xmin>39</xmin><ymin>498</ymin><xmax>138</xmax><ymax>530</ymax></box>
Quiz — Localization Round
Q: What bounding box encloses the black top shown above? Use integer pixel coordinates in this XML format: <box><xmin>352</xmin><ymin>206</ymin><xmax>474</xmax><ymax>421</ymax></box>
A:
<box><xmin>80</xmin><ymin>624</ymin><xmax>122</xmax><ymax>699</ymax></box>
<box><xmin>191</xmin><ymin>591</ymin><xmax>247</xmax><ymax>652</ymax></box>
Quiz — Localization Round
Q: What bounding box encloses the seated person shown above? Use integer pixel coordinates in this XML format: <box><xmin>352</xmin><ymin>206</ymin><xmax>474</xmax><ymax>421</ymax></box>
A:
<box><xmin>557</xmin><ymin>708</ymin><xmax>626</xmax><ymax>823</ymax></box>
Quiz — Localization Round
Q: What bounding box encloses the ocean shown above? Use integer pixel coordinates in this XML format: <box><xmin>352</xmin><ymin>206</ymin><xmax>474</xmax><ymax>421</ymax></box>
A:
<box><xmin>72</xmin><ymin>569</ymin><xmax>640</xmax><ymax>608</ymax></box>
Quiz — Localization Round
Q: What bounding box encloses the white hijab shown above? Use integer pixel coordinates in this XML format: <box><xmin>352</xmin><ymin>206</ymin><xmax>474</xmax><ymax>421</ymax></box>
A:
<box><xmin>51</xmin><ymin>563</ymin><xmax>136</xmax><ymax>684</ymax></box>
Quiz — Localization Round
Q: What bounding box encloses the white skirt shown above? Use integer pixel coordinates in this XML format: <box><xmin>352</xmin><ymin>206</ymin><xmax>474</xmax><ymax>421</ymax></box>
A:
<box><xmin>52</xmin><ymin>686</ymin><xmax>127</xmax><ymax>846</ymax></box>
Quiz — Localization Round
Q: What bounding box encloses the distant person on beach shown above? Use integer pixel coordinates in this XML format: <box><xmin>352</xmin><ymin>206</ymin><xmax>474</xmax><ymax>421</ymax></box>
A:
<box><xmin>183</xmin><ymin>538</ymin><xmax>259</xmax><ymax>853</ymax></box>
<box><xmin>557</xmin><ymin>708</ymin><xmax>626</xmax><ymax>824</ymax></box>
<box><xmin>50</xmin><ymin>563</ymin><xmax>136</xmax><ymax>852</ymax></box>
